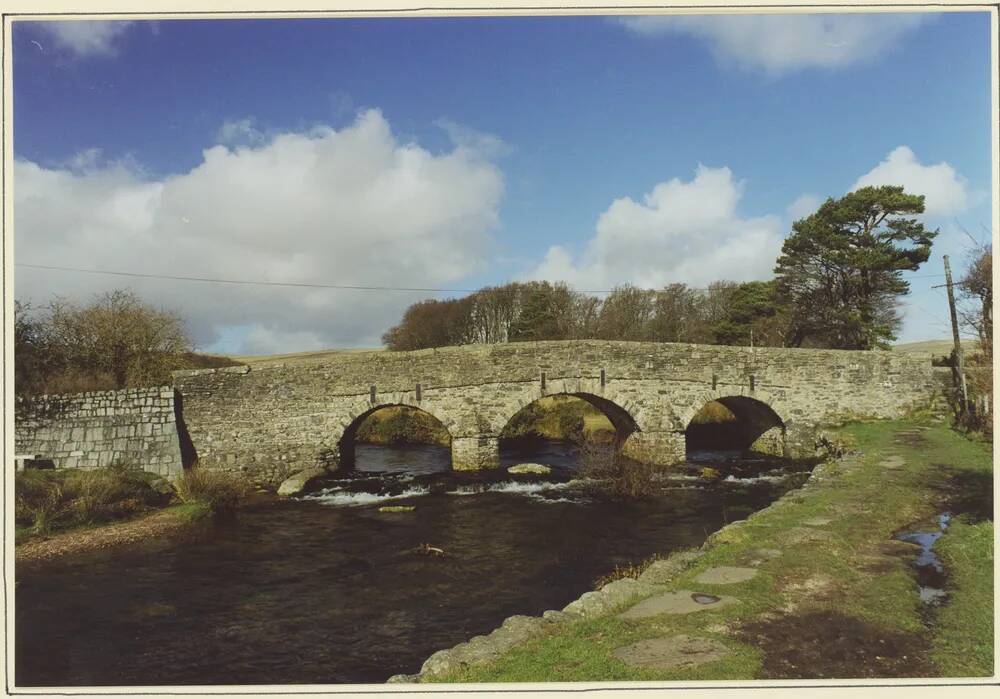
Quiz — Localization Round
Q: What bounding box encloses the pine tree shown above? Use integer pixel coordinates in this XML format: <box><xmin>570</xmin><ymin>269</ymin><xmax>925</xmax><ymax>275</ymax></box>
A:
<box><xmin>775</xmin><ymin>186</ymin><xmax>936</xmax><ymax>350</ymax></box>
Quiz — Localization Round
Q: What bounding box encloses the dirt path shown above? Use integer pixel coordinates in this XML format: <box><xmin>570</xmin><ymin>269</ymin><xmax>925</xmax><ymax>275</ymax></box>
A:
<box><xmin>15</xmin><ymin>507</ymin><xmax>200</xmax><ymax>565</ymax></box>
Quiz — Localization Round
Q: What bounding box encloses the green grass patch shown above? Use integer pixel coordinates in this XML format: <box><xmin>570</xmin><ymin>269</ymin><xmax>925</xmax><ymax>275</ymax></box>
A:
<box><xmin>427</xmin><ymin>420</ymin><xmax>993</xmax><ymax>683</ymax></box>
<box><xmin>932</xmin><ymin>516</ymin><xmax>994</xmax><ymax>676</ymax></box>
<box><xmin>165</xmin><ymin>501</ymin><xmax>212</xmax><ymax>522</ymax></box>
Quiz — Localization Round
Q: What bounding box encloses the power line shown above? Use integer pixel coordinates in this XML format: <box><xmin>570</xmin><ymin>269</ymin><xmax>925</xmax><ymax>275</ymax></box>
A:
<box><xmin>15</xmin><ymin>262</ymin><xmax>718</xmax><ymax>294</ymax></box>
<box><xmin>13</xmin><ymin>262</ymin><xmax>952</xmax><ymax>296</ymax></box>
<box><xmin>15</xmin><ymin>263</ymin><xmax>488</xmax><ymax>294</ymax></box>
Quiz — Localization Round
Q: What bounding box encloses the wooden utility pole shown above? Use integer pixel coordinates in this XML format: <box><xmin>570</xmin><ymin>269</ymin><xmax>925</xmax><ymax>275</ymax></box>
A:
<box><xmin>943</xmin><ymin>255</ymin><xmax>969</xmax><ymax>414</ymax></box>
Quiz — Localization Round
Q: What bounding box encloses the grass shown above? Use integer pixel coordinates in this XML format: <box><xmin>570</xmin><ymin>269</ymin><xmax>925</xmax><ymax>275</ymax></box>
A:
<box><xmin>16</xmin><ymin>465</ymin><xmax>248</xmax><ymax>548</ymax></box>
<box><xmin>15</xmin><ymin>466</ymin><xmax>172</xmax><ymax>541</ymax></box>
<box><xmin>165</xmin><ymin>501</ymin><xmax>213</xmax><ymax>522</ymax></box>
<box><xmin>426</xmin><ymin>419</ymin><xmax>993</xmax><ymax>682</ymax></box>
<box><xmin>931</xmin><ymin>516</ymin><xmax>994</xmax><ymax>676</ymax></box>
<box><xmin>173</xmin><ymin>467</ymin><xmax>251</xmax><ymax>511</ymax></box>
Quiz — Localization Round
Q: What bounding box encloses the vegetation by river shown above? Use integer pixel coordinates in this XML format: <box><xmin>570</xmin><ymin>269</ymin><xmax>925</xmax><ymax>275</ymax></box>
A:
<box><xmin>425</xmin><ymin>420</ymin><xmax>993</xmax><ymax>682</ymax></box>
<box><xmin>15</xmin><ymin>465</ymin><xmax>249</xmax><ymax>558</ymax></box>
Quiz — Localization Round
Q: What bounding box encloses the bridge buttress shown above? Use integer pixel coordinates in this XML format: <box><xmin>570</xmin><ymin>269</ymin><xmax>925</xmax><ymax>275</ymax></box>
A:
<box><xmin>620</xmin><ymin>430</ymin><xmax>686</xmax><ymax>466</ymax></box>
<box><xmin>452</xmin><ymin>435</ymin><xmax>501</xmax><ymax>471</ymax></box>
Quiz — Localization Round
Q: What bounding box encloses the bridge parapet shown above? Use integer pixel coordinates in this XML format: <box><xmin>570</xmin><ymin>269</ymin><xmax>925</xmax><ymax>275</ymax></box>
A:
<box><xmin>170</xmin><ymin>341</ymin><xmax>938</xmax><ymax>485</ymax></box>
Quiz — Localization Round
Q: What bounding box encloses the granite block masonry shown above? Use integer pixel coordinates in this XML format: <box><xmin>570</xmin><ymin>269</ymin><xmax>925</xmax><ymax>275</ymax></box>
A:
<box><xmin>14</xmin><ymin>341</ymin><xmax>939</xmax><ymax>484</ymax></box>
<box><xmin>14</xmin><ymin>386</ymin><xmax>187</xmax><ymax>477</ymax></box>
<box><xmin>170</xmin><ymin>340</ymin><xmax>939</xmax><ymax>486</ymax></box>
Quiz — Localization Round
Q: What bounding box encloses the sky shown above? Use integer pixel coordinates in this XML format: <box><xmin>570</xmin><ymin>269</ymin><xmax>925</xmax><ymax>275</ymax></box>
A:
<box><xmin>11</xmin><ymin>11</ymin><xmax>994</xmax><ymax>354</ymax></box>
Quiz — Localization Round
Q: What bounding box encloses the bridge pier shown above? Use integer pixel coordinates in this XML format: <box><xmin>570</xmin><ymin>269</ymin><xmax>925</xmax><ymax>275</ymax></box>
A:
<box><xmin>452</xmin><ymin>436</ymin><xmax>501</xmax><ymax>471</ymax></box>
<box><xmin>621</xmin><ymin>430</ymin><xmax>686</xmax><ymax>466</ymax></box>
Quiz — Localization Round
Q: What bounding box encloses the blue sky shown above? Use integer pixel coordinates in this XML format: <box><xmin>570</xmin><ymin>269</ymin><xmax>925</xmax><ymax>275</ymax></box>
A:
<box><xmin>12</xmin><ymin>12</ymin><xmax>994</xmax><ymax>353</ymax></box>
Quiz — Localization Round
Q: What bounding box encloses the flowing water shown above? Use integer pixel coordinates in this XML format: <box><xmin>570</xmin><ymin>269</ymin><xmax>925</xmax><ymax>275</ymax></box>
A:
<box><xmin>16</xmin><ymin>441</ymin><xmax>813</xmax><ymax>686</ymax></box>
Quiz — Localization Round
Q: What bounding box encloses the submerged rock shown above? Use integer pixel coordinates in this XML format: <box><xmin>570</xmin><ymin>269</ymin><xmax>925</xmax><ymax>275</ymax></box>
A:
<box><xmin>379</xmin><ymin>505</ymin><xmax>416</xmax><ymax>513</ymax></box>
<box><xmin>276</xmin><ymin>467</ymin><xmax>327</xmax><ymax>496</ymax></box>
<box><xmin>507</xmin><ymin>463</ymin><xmax>552</xmax><ymax>475</ymax></box>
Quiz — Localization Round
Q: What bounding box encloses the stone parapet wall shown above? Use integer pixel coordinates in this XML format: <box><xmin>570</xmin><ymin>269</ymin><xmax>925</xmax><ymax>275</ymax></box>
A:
<box><xmin>14</xmin><ymin>386</ymin><xmax>185</xmax><ymax>476</ymax></box>
<box><xmin>173</xmin><ymin>341</ymin><xmax>938</xmax><ymax>485</ymax></box>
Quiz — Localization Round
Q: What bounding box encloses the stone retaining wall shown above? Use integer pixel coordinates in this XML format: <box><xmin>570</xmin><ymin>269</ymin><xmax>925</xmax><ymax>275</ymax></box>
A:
<box><xmin>14</xmin><ymin>387</ymin><xmax>186</xmax><ymax>477</ymax></box>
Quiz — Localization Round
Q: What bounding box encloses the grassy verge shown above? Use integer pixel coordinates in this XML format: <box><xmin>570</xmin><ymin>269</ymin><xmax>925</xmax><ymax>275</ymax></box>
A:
<box><xmin>931</xmin><ymin>516</ymin><xmax>994</xmax><ymax>676</ymax></box>
<box><xmin>426</xmin><ymin>420</ymin><xmax>992</xmax><ymax>682</ymax></box>
<box><xmin>15</xmin><ymin>467</ymin><xmax>173</xmax><ymax>544</ymax></box>
<box><xmin>16</xmin><ymin>466</ymin><xmax>247</xmax><ymax>551</ymax></box>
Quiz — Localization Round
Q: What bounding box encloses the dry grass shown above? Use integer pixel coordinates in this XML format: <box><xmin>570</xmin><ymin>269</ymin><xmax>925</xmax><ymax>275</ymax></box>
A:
<box><xmin>15</xmin><ymin>467</ymin><xmax>170</xmax><ymax>537</ymax></box>
<box><xmin>578</xmin><ymin>441</ymin><xmax>658</xmax><ymax>498</ymax></box>
<box><xmin>174</xmin><ymin>468</ymin><xmax>251</xmax><ymax>511</ymax></box>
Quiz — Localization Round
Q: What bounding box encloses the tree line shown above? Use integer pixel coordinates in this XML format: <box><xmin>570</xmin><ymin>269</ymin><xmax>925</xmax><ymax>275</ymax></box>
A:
<box><xmin>14</xmin><ymin>185</ymin><xmax>992</xmax><ymax>400</ymax></box>
<box><xmin>385</xmin><ymin>186</ymin><xmax>947</xmax><ymax>352</ymax></box>
<box><xmin>15</xmin><ymin>289</ymin><xmax>237</xmax><ymax>397</ymax></box>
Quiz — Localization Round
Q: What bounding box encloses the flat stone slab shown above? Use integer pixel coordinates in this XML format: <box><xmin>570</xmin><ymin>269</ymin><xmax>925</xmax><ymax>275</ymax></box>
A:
<box><xmin>802</xmin><ymin>517</ymin><xmax>833</xmax><ymax>527</ymax></box>
<box><xmin>737</xmin><ymin>548</ymin><xmax>783</xmax><ymax>567</ymax></box>
<box><xmin>619</xmin><ymin>590</ymin><xmax>737</xmax><ymax>620</ymax></box>
<box><xmin>778</xmin><ymin>526</ymin><xmax>835</xmax><ymax>546</ymax></box>
<box><xmin>880</xmin><ymin>455</ymin><xmax>905</xmax><ymax>469</ymax></box>
<box><xmin>611</xmin><ymin>634</ymin><xmax>730</xmax><ymax>671</ymax></box>
<box><xmin>694</xmin><ymin>566</ymin><xmax>759</xmax><ymax>585</ymax></box>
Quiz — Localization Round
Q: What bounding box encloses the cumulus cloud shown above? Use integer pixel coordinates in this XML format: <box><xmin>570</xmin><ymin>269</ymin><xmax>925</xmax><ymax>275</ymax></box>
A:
<box><xmin>618</xmin><ymin>13</ymin><xmax>927</xmax><ymax>74</ymax></box>
<box><xmin>33</xmin><ymin>20</ymin><xmax>134</xmax><ymax>58</ymax></box>
<box><xmin>786</xmin><ymin>193</ymin><xmax>822</xmax><ymax>221</ymax></box>
<box><xmin>526</xmin><ymin>165</ymin><xmax>783</xmax><ymax>290</ymax></box>
<box><xmin>435</xmin><ymin>118</ymin><xmax>511</xmax><ymax>159</ymax></box>
<box><xmin>851</xmin><ymin>145</ymin><xmax>970</xmax><ymax>216</ymax></box>
<box><xmin>215</xmin><ymin>118</ymin><xmax>267</xmax><ymax>147</ymax></box>
<box><xmin>15</xmin><ymin>109</ymin><xmax>504</xmax><ymax>352</ymax></box>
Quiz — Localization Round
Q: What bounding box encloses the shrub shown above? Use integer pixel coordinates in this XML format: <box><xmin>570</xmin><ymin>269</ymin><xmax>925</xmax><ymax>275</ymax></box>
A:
<box><xmin>67</xmin><ymin>468</ymin><xmax>161</xmax><ymax>522</ymax></box>
<box><xmin>578</xmin><ymin>441</ymin><xmax>659</xmax><ymax>498</ymax></box>
<box><xmin>15</xmin><ymin>466</ymin><xmax>168</xmax><ymax>534</ymax></box>
<box><xmin>174</xmin><ymin>468</ymin><xmax>250</xmax><ymax>511</ymax></box>
<box><xmin>15</xmin><ymin>471</ymin><xmax>69</xmax><ymax>533</ymax></box>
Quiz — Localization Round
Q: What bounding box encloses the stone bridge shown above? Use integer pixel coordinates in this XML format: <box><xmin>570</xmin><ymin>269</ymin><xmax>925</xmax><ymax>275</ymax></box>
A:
<box><xmin>171</xmin><ymin>340</ymin><xmax>939</xmax><ymax>485</ymax></box>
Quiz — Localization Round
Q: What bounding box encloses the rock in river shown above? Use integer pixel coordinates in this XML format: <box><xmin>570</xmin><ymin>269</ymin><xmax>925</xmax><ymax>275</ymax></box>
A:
<box><xmin>507</xmin><ymin>463</ymin><xmax>552</xmax><ymax>475</ymax></box>
<box><xmin>277</xmin><ymin>467</ymin><xmax>327</xmax><ymax>496</ymax></box>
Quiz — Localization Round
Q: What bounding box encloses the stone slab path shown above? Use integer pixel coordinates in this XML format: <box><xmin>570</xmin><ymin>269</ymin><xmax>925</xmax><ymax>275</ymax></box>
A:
<box><xmin>619</xmin><ymin>590</ymin><xmax>737</xmax><ymax>620</ymax></box>
<box><xmin>611</xmin><ymin>634</ymin><xmax>730</xmax><ymax>671</ymax></box>
<box><xmin>694</xmin><ymin>566</ymin><xmax>759</xmax><ymax>585</ymax></box>
<box><xmin>802</xmin><ymin>517</ymin><xmax>834</xmax><ymax>527</ymax></box>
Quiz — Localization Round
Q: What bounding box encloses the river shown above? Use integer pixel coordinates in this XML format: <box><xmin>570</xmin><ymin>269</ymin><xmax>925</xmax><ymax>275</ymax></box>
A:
<box><xmin>16</xmin><ymin>440</ymin><xmax>814</xmax><ymax>686</ymax></box>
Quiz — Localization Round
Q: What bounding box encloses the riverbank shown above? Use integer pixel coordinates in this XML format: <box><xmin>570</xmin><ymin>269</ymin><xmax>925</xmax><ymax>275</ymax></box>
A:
<box><xmin>416</xmin><ymin>420</ymin><xmax>993</xmax><ymax>682</ymax></box>
<box><xmin>15</xmin><ymin>466</ymin><xmax>251</xmax><ymax>565</ymax></box>
<box><xmin>15</xmin><ymin>502</ymin><xmax>210</xmax><ymax>565</ymax></box>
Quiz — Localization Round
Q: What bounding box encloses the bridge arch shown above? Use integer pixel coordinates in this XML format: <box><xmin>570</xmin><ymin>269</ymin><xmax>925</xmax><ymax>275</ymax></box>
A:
<box><xmin>683</xmin><ymin>395</ymin><xmax>786</xmax><ymax>455</ymax></box>
<box><xmin>331</xmin><ymin>402</ymin><xmax>453</xmax><ymax>471</ymax></box>
<box><xmin>499</xmin><ymin>391</ymin><xmax>640</xmax><ymax>448</ymax></box>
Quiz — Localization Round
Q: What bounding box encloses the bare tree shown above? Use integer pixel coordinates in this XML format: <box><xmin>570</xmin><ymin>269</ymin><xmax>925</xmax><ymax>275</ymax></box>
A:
<box><xmin>959</xmin><ymin>242</ymin><xmax>992</xmax><ymax>358</ymax></box>
<box><xmin>44</xmin><ymin>289</ymin><xmax>192</xmax><ymax>389</ymax></box>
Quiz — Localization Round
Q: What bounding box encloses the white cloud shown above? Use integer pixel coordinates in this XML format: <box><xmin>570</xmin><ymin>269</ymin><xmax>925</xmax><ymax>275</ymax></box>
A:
<box><xmin>786</xmin><ymin>193</ymin><xmax>822</xmax><ymax>221</ymax></box>
<box><xmin>851</xmin><ymin>145</ymin><xmax>970</xmax><ymax>216</ymax></box>
<box><xmin>216</xmin><ymin>118</ymin><xmax>266</xmax><ymax>147</ymax></box>
<box><xmin>618</xmin><ymin>13</ymin><xmax>927</xmax><ymax>75</ymax></box>
<box><xmin>526</xmin><ymin>165</ymin><xmax>783</xmax><ymax>290</ymax></box>
<box><xmin>435</xmin><ymin>118</ymin><xmax>511</xmax><ymax>159</ymax></box>
<box><xmin>34</xmin><ymin>20</ymin><xmax>133</xmax><ymax>58</ymax></box>
<box><xmin>15</xmin><ymin>109</ymin><xmax>504</xmax><ymax>352</ymax></box>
